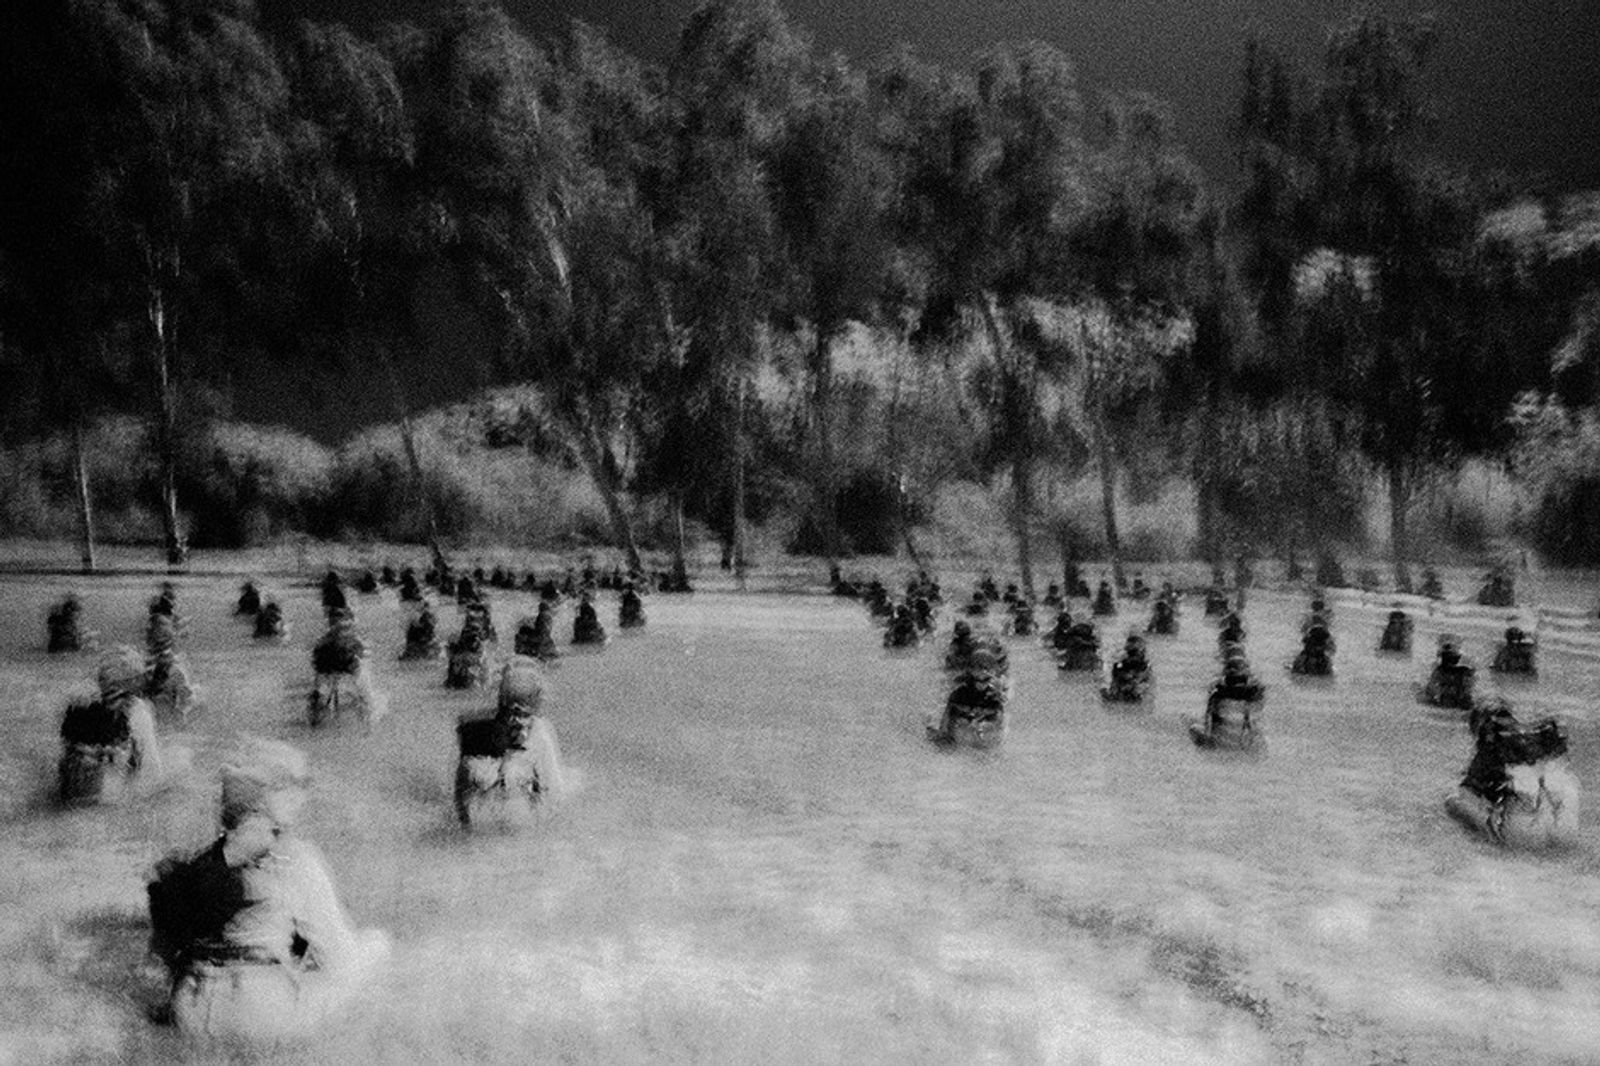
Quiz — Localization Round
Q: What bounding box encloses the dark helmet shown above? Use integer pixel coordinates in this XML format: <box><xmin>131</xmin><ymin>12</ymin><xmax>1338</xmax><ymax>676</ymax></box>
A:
<box><xmin>953</xmin><ymin>620</ymin><xmax>972</xmax><ymax>639</ymax></box>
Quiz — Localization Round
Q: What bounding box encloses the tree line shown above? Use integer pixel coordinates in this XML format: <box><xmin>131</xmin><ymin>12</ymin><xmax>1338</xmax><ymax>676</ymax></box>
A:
<box><xmin>2</xmin><ymin>0</ymin><xmax>1596</xmax><ymax>585</ymax></box>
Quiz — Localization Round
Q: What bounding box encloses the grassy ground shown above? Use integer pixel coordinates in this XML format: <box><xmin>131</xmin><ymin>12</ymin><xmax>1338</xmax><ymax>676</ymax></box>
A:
<box><xmin>2</xmin><ymin>553</ymin><xmax>1599</xmax><ymax>1063</ymax></box>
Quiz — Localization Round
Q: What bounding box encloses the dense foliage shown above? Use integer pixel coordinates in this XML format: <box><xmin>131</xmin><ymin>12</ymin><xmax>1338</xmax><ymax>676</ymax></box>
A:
<box><xmin>1</xmin><ymin>1</ymin><xmax>1594</xmax><ymax>570</ymax></box>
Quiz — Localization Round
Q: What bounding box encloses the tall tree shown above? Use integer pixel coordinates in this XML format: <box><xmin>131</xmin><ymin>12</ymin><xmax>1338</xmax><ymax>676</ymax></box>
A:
<box><xmin>89</xmin><ymin>0</ymin><xmax>289</xmax><ymax>566</ymax></box>
<box><xmin>1069</xmin><ymin>91</ymin><xmax>1206</xmax><ymax>587</ymax></box>
<box><xmin>1236</xmin><ymin>16</ymin><xmax>1491</xmax><ymax>589</ymax></box>
<box><xmin>663</xmin><ymin>0</ymin><xmax>808</xmax><ymax>582</ymax></box>
<box><xmin>769</xmin><ymin>54</ymin><xmax>895</xmax><ymax>563</ymax></box>
<box><xmin>878</xmin><ymin>42</ymin><xmax>1087</xmax><ymax>596</ymax></box>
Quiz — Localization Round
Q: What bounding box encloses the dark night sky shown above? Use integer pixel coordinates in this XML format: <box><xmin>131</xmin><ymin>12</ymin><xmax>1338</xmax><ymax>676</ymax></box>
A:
<box><xmin>258</xmin><ymin>0</ymin><xmax>1600</xmax><ymax>195</ymax></box>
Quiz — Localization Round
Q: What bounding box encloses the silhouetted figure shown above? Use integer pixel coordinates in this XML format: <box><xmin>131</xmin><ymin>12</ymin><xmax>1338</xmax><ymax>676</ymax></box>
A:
<box><xmin>254</xmin><ymin>601</ymin><xmax>289</xmax><ymax>642</ymax></box>
<box><xmin>1146</xmin><ymin>598</ymin><xmax>1179</xmax><ymax>637</ymax></box>
<box><xmin>47</xmin><ymin>594</ymin><xmax>92</xmax><ymax>653</ymax></box>
<box><xmin>1378</xmin><ymin>608</ymin><xmax>1413</xmax><ymax>654</ymax></box>
<box><xmin>59</xmin><ymin>647</ymin><xmax>164</xmax><ymax>805</ymax></box>
<box><xmin>1057</xmin><ymin>620</ymin><xmax>1101</xmax><ymax>673</ymax></box>
<box><xmin>1193</xmin><ymin>648</ymin><xmax>1263</xmax><ymax>749</ymax></box>
<box><xmin>235</xmin><ymin>582</ymin><xmax>262</xmax><ymax>617</ymax></box>
<box><xmin>883</xmin><ymin>604</ymin><xmax>921</xmax><ymax>649</ymax></box>
<box><xmin>572</xmin><ymin>594</ymin><xmax>607</xmax><ymax>646</ymax></box>
<box><xmin>1102</xmin><ymin>633</ymin><xmax>1152</xmax><ymax>703</ymax></box>
<box><xmin>1092</xmin><ymin>579</ymin><xmax>1116</xmax><ymax>617</ymax></box>
<box><xmin>1491</xmin><ymin>625</ymin><xmax>1537</xmax><ymax>676</ymax></box>
<box><xmin>1421</xmin><ymin>636</ymin><xmax>1475</xmax><ymax>710</ymax></box>
<box><xmin>619</xmin><ymin>584</ymin><xmax>646</xmax><ymax>629</ymax></box>
<box><xmin>1291</xmin><ymin>616</ymin><xmax>1335</xmax><ymax>677</ymax></box>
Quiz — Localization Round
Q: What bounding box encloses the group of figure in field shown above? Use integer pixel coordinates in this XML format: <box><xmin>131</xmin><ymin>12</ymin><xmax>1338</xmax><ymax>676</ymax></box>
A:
<box><xmin>43</xmin><ymin>556</ymin><xmax>666</xmax><ymax>1046</ymax></box>
<box><xmin>848</xmin><ymin>558</ymin><xmax>1579</xmax><ymax>848</ymax></box>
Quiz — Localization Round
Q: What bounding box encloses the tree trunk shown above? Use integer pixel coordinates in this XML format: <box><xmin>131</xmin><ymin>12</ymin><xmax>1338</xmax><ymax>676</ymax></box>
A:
<box><xmin>382</xmin><ymin>351</ymin><xmax>449</xmax><ymax>575</ymax></box>
<box><xmin>811</xmin><ymin>327</ymin><xmax>841</xmax><ymax>564</ymax></box>
<box><xmin>70</xmin><ymin>413</ymin><xmax>96</xmax><ymax>574</ymax></box>
<box><xmin>1388</xmin><ymin>459</ymin><xmax>1413</xmax><ymax>593</ymax></box>
<box><xmin>148</xmin><ymin>281</ymin><xmax>187</xmax><ymax>569</ymax></box>
<box><xmin>731</xmin><ymin>377</ymin><xmax>749</xmax><ymax>590</ymax></box>
<box><xmin>979</xmin><ymin>294</ymin><xmax>1036</xmax><ymax>599</ymax></box>
<box><xmin>671</xmin><ymin>489</ymin><xmax>690</xmax><ymax>586</ymax></box>
<box><xmin>1093</xmin><ymin>404</ymin><xmax>1125</xmax><ymax>590</ymax></box>
<box><xmin>1011</xmin><ymin>454</ymin><xmax>1037</xmax><ymax>600</ymax></box>
<box><xmin>568</xmin><ymin>399</ymin><xmax>643</xmax><ymax>574</ymax></box>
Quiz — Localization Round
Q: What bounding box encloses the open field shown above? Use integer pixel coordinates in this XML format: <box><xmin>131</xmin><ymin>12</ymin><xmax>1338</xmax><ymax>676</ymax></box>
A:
<box><xmin>2</xmin><ymin>559</ymin><xmax>1599</xmax><ymax>1064</ymax></box>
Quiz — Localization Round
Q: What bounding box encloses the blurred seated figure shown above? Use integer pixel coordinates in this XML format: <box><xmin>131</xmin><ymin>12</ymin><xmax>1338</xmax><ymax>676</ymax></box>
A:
<box><xmin>1001</xmin><ymin>583</ymin><xmax>1024</xmax><ymax>608</ymax></box>
<box><xmin>1203</xmin><ymin>583</ymin><xmax>1229</xmax><ymax>619</ymax></box>
<box><xmin>1065</xmin><ymin>564</ymin><xmax>1091</xmax><ymax>600</ymax></box>
<box><xmin>863</xmin><ymin>581</ymin><xmax>893</xmax><ymax>621</ymax></box>
<box><xmin>944</xmin><ymin>621</ymin><xmax>1009</xmax><ymax>676</ymax></box>
<box><xmin>1102</xmin><ymin>633</ymin><xmax>1152</xmax><ymax>703</ymax></box>
<box><xmin>1301</xmin><ymin>591</ymin><xmax>1334</xmax><ymax>633</ymax></box>
<box><xmin>962</xmin><ymin>589</ymin><xmax>990</xmax><ymax>617</ymax></box>
<box><xmin>399</xmin><ymin>603</ymin><xmax>442</xmax><ymax>661</ymax></box>
<box><xmin>1421</xmin><ymin>635</ymin><xmax>1475</xmax><ymax>710</ymax></box>
<box><xmin>436</xmin><ymin>569</ymin><xmax>458</xmax><ymax>598</ymax></box>
<box><xmin>319</xmin><ymin>570</ymin><xmax>347</xmax><ymax>617</ymax></box>
<box><xmin>1091</xmin><ymin>579</ymin><xmax>1117</xmax><ymax>617</ymax></box>
<box><xmin>1446</xmin><ymin>698</ymin><xmax>1579</xmax><ymax>848</ymax></box>
<box><xmin>1192</xmin><ymin>648</ymin><xmax>1264</xmax><ymax>749</ymax></box>
<box><xmin>944</xmin><ymin>620</ymin><xmax>978</xmax><ymax>670</ymax></box>
<box><xmin>354</xmin><ymin>570</ymin><xmax>380</xmax><ymax>595</ymax></box>
<box><xmin>1477</xmin><ymin>566</ymin><xmax>1515</xmax><ymax>608</ymax></box>
<box><xmin>147</xmin><ymin>740</ymin><xmax>390</xmax><ymax>1043</ymax></box>
<box><xmin>1492</xmin><ymin>624</ymin><xmax>1537</xmax><ymax>676</ymax></box>
<box><xmin>145</xmin><ymin>613</ymin><xmax>195</xmax><ymax>720</ymax></box>
<box><xmin>463</xmin><ymin>601</ymin><xmax>497</xmax><ymax>645</ymax></box>
<box><xmin>235</xmin><ymin>582</ymin><xmax>262</xmax><ymax>618</ymax></box>
<box><xmin>1146</xmin><ymin>597</ymin><xmax>1179</xmax><ymax>637</ymax></box>
<box><xmin>455</xmin><ymin>575</ymin><xmax>481</xmax><ymax>607</ymax></box>
<box><xmin>619</xmin><ymin>583</ymin><xmax>646</xmax><ymax>630</ymax></box>
<box><xmin>308</xmin><ymin>609</ymin><xmax>386</xmax><ymax>727</ymax></box>
<box><xmin>47</xmin><ymin>593</ymin><xmax>93</xmax><ymax>653</ymax></box>
<box><xmin>149</xmin><ymin>582</ymin><xmax>182</xmax><ymax>626</ymax></box>
<box><xmin>912</xmin><ymin>596</ymin><xmax>936</xmax><ymax>634</ymax></box>
<box><xmin>58</xmin><ymin>646</ymin><xmax>164</xmax><ymax>805</ymax></box>
<box><xmin>1217</xmin><ymin>609</ymin><xmax>1247</xmax><ymax>650</ymax></box>
<box><xmin>1007</xmin><ymin>600</ymin><xmax>1038</xmax><ymax>637</ymax></box>
<box><xmin>454</xmin><ymin>658</ymin><xmax>567</xmax><ymax>828</ymax></box>
<box><xmin>830</xmin><ymin>564</ymin><xmax>858</xmax><ymax>598</ymax></box>
<box><xmin>1314</xmin><ymin>553</ymin><xmax>1345</xmax><ymax>590</ymax></box>
<box><xmin>379</xmin><ymin>565</ymin><xmax>398</xmax><ymax>587</ymax></box>
<box><xmin>1041</xmin><ymin>583</ymin><xmax>1064</xmax><ymax>610</ymax></box>
<box><xmin>1047</xmin><ymin>608</ymin><xmax>1074</xmax><ymax>651</ymax></box>
<box><xmin>977</xmin><ymin>572</ymin><xmax>1000</xmax><ymax>602</ymax></box>
<box><xmin>1057</xmin><ymin>619</ymin><xmax>1101</xmax><ymax>673</ymax></box>
<box><xmin>1378</xmin><ymin>607</ymin><xmax>1413</xmax><ymax>654</ymax></box>
<box><xmin>571</xmin><ymin>592</ymin><xmax>607</xmax><ymax>646</ymax></box>
<box><xmin>1420</xmin><ymin>567</ymin><xmax>1445</xmax><ymax>600</ymax></box>
<box><xmin>253</xmin><ymin>600</ymin><xmax>290</xmax><ymax>643</ymax></box>
<box><xmin>1129</xmin><ymin>573</ymin><xmax>1151</xmax><ymax>601</ymax></box>
<box><xmin>883</xmin><ymin>603</ymin><xmax>921</xmax><ymax>649</ymax></box>
<box><xmin>398</xmin><ymin>568</ymin><xmax>423</xmax><ymax>604</ymax></box>
<box><xmin>1158</xmin><ymin>581</ymin><xmax>1179</xmax><ymax>607</ymax></box>
<box><xmin>514</xmin><ymin>602</ymin><xmax>560</xmax><ymax>662</ymax></box>
<box><xmin>445</xmin><ymin>612</ymin><xmax>493</xmax><ymax>689</ymax></box>
<box><xmin>928</xmin><ymin>647</ymin><xmax>1008</xmax><ymax>747</ymax></box>
<box><xmin>1291</xmin><ymin>615</ymin><xmax>1336</xmax><ymax>677</ymax></box>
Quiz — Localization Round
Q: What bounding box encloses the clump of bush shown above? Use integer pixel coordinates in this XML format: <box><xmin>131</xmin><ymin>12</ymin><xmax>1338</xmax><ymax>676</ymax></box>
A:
<box><xmin>1509</xmin><ymin>395</ymin><xmax>1600</xmax><ymax>566</ymax></box>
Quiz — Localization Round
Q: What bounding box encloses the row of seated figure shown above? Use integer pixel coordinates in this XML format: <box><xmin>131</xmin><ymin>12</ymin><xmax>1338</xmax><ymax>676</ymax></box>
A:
<box><xmin>931</xmin><ymin>637</ymin><xmax>1009</xmax><ymax>747</ymax></box>
<box><xmin>1193</xmin><ymin>644</ymin><xmax>1265</xmax><ymax>750</ymax></box>
<box><xmin>1101</xmin><ymin>633</ymin><xmax>1152</xmax><ymax>703</ymax></box>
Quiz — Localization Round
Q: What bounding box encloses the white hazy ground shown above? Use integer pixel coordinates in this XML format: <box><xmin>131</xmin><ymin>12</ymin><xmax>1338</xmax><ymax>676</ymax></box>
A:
<box><xmin>2</xmin><ymin>567</ymin><xmax>1598</xmax><ymax>1064</ymax></box>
